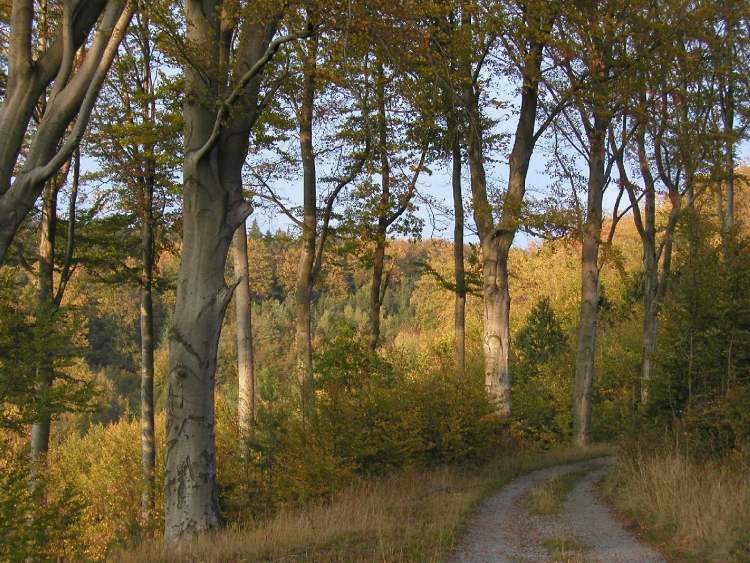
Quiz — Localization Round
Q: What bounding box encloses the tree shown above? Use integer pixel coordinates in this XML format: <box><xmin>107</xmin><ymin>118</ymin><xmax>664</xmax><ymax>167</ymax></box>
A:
<box><xmin>0</xmin><ymin>0</ymin><xmax>135</xmax><ymax>262</ymax></box>
<box><xmin>544</xmin><ymin>0</ymin><xmax>651</xmax><ymax>444</ymax></box>
<box><xmin>85</xmin><ymin>2</ymin><xmax>181</xmax><ymax>520</ymax></box>
<box><xmin>612</xmin><ymin>2</ymin><xmax>721</xmax><ymax>406</ymax></box>
<box><xmin>164</xmin><ymin>2</ymin><xmax>312</xmax><ymax>540</ymax></box>
<box><xmin>366</xmin><ymin>58</ymin><xmax>429</xmax><ymax>351</ymax></box>
<box><xmin>29</xmin><ymin>149</ymin><xmax>79</xmax><ymax>465</ymax></box>
<box><xmin>249</xmin><ymin>4</ymin><xmax>372</xmax><ymax>412</ymax></box>
<box><xmin>456</xmin><ymin>0</ymin><xmax>561</xmax><ymax>416</ymax></box>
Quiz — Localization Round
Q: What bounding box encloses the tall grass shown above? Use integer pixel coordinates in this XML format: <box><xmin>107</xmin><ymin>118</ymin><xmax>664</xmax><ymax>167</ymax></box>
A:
<box><xmin>117</xmin><ymin>445</ymin><xmax>612</xmax><ymax>562</ymax></box>
<box><xmin>603</xmin><ymin>445</ymin><xmax>750</xmax><ymax>562</ymax></box>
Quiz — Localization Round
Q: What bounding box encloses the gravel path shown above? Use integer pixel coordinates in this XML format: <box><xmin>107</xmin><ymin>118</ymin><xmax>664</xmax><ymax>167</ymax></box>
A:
<box><xmin>447</xmin><ymin>457</ymin><xmax>665</xmax><ymax>562</ymax></box>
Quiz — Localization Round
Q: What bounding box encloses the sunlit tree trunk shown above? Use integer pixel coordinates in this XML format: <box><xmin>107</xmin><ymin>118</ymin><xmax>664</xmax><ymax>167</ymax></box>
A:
<box><xmin>165</xmin><ymin>0</ymin><xmax>281</xmax><ymax>539</ymax></box>
<box><xmin>572</xmin><ymin>116</ymin><xmax>607</xmax><ymax>447</ymax></box>
<box><xmin>233</xmin><ymin>222</ymin><xmax>255</xmax><ymax>442</ymax></box>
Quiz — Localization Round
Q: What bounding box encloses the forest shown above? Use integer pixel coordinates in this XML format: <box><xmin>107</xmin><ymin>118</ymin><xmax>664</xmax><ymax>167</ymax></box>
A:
<box><xmin>0</xmin><ymin>0</ymin><xmax>749</xmax><ymax>561</ymax></box>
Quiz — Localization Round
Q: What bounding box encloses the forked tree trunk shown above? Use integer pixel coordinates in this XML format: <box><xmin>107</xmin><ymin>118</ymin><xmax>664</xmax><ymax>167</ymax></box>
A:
<box><xmin>0</xmin><ymin>1</ymin><xmax>134</xmax><ymax>264</ymax></box>
<box><xmin>165</xmin><ymin>0</ymin><xmax>278</xmax><ymax>540</ymax></box>
<box><xmin>463</xmin><ymin>84</ymin><xmax>511</xmax><ymax>415</ymax></box>
<box><xmin>233</xmin><ymin>222</ymin><xmax>255</xmax><ymax>441</ymax></box>
<box><xmin>572</xmin><ymin>117</ymin><xmax>607</xmax><ymax>447</ymax></box>
<box><xmin>460</xmin><ymin>20</ymin><xmax>545</xmax><ymax>416</ymax></box>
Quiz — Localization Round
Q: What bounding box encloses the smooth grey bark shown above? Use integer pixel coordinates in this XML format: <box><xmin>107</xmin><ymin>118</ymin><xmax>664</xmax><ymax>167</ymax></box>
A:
<box><xmin>233</xmin><ymin>222</ymin><xmax>255</xmax><ymax>441</ymax></box>
<box><xmin>461</xmin><ymin>37</ymin><xmax>544</xmax><ymax>417</ymax></box>
<box><xmin>572</xmin><ymin>115</ymin><xmax>607</xmax><ymax>447</ymax></box>
<box><xmin>165</xmin><ymin>1</ymin><xmax>296</xmax><ymax>540</ymax></box>
<box><xmin>0</xmin><ymin>0</ymin><xmax>134</xmax><ymax>263</ymax></box>
<box><xmin>451</xmin><ymin>122</ymin><xmax>466</xmax><ymax>377</ymax></box>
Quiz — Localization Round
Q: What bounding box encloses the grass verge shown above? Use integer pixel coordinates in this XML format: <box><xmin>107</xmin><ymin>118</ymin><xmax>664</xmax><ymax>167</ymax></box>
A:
<box><xmin>527</xmin><ymin>468</ymin><xmax>590</xmax><ymax>515</ymax></box>
<box><xmin>542</xmin><ymin>537</ymin><xmax>588</xmax><ymax>562</ymax></box>
<box><xmin>601</xmin><ymin>446</ymin><xmax>750</xmax><ymax>562</ymax></box>
<box><xmin>116</xmin><ymin>444</ymin><xmax>612</xmax><ymax>562</ymax></box>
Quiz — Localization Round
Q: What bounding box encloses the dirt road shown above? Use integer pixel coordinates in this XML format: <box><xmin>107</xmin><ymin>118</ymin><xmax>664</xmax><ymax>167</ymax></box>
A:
<box><xmin>448</xmin><ymin>457</ymin><xmax>664</xmax><ymax>562</ymax></box>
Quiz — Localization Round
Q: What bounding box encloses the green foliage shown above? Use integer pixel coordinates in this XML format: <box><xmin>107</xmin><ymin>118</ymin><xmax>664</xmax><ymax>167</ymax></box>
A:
<box><xmin>0</xmin><ymin>435</ymin><xmax>83</xmax><ymax>562</ymax></box>
<box><xmin>511</xmin><ymin>298</ymin><xmax>572</xmax><ymax>446</ymax></box>
<box><xmin>515</xmin><ymin>297</ymin><xmax>566</xmax><ymax>374</ymax></box>
<box><xmin>0</xmin><ymin>273</ymin><xmax>94</xmax><ymax>432</ymax></box>
<box><xmin>650</xmin><ymin>213</ymin><xmax>750</xmax><ymax>460</ymax></box>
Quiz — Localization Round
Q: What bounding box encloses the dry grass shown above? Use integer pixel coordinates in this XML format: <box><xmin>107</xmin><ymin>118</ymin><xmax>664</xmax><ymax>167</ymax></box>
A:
<box><xmin>115</xmin><ymin>445</ymin><xmax>612</xmax><ymax>562</ymax></box>
<box><xmin>527</xmin><ymin>469</ymin><xmax>590</xmax><ymax>516</ymax></box>
<box><xmin>602</xmin><ymin>447</ymin><xmax>750</xmax><ymax>562</ymax></box>
<box><xmin>542</xmin><ymin>537</ymin><xmax>588</xmax><ymax>562</ymax></box>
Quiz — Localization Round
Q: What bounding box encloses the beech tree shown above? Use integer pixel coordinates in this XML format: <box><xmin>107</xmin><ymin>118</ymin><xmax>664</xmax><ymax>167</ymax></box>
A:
<box><xmin>613</xmin><ymin>9</ymin><xmax>720</xmax><ymax>405</ymax></box>
<box><xmin>30</xmin><ymin>150</ymin><xmax>79</xmax><ymax>464</ymax></box>
<box><xmin>0</xmin><ymin>0</ymin><xmax>135</xmax><ymax>263</ymax></box>
<box><xmin>85</xmin><ymin>2</ymin><xmax>181</xmax><ymax>518</ymax></box>
<box><xmin>164</xmin><ymin>1</ymin><xmax>313</xmax><ymax>540</ymax></box>
<box><xmin>454</xmin><ymin>0</ymin><xmax>562</xmax><ymax>416</ymax></box>
<box><xmin>250</xmin><ymin>10</ymin><xmax>372</xmax><ymax>411</ymax></box>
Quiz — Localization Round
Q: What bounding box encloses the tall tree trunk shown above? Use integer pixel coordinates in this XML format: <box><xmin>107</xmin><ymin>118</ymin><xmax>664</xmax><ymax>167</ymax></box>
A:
<box><xmin>30</xmin><ymin>181</ymin><xmax>58</xmax><ymax>463</ymax></box>
<box><xmin>140</xmin><ymin>180</ymin><xmax>156</xmax><ymax>521</ymax></box>
<box><xmin>572</xmin><ymin>117</ymin><xmax>607</xmax><ymax>447</ymax></box>
<box><xmin>451</xmin><ymin>125</ymin><xmax>466</xmax><ymax>377</ymax></box>
<box><xmin>165</xmin><ymin>0</ymin><xmax>280</xmax><ymax>540</ymax></box>
<box><xmin>233</xmin><ymin>222</ymin><xmax>255</xmax><ymax>441</ymax></box>
<box><xmin>369</xmin><ymin>62</ymin><xmax>390</xmax><ymax>352</ymax></box>
<box><xmin>166</xmin><ymin>160</ymin><xmax>237</xmax><ymax>540</ymax></box>
<box><xmin>460</xmin><ymin>27</ymin><xmax>544</xmax><ymax>416</ymax></box>
<box><xmin>462</xmin><ymin>81</ymin><xmax>511</xmax><ymax>415</ymax></box>
<box><xmin>369</xmin><ymin>233</ymin><xmax>386</xmax><ymax>351</ymax></box>
<box><xmin>295</xmin><ymin>30</ymin><xmax>317</xmax><ymax>409</ymax></box>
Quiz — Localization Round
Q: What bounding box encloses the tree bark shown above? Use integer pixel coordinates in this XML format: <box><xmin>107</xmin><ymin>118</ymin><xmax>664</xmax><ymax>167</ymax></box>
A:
<box><xmin>572</xmin><ymin>116</ymin><xmax>607</xmax><ymax>447</ymax></box>
<box><xmin>458</xmin><ymin>12</ymin><xmax>545</xmax><ymax>415</ymax></box>
<box><xmin>165</xmin><ymin>0</ymin><xmax>281</xmax><ymax>540</ymax></box>
<box><xmin>295</xmin><ymin>30</ymin><xmax>318</xmax><ymax>410</ymax></box>
<box><xmin>30</xmin><ymin>180</ymin><xmax>58</xmax><ymax>462</ymax></box>
<box><xmin>451</xmin><ymin>124</ymin><xmax>466</xmax><ymax>377</ymax></box>
<box><xmin>369</xmin><ymin>61</ymin><xmax>391</xmax><ymax>352</ymax></box>
<box><xmin>233</xmin><ymin>222</ymin><xmax>255</xmax><ymax>441</ymax></box>
<box><xmin>0</xmin><ymin>0</ymin><xmax>134</xmax><ymax>264</ymax></box>
<box><xmin>140</xmin><ymin>177</ymin><xmax>156</xmax><ymax>521</ymax></box>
